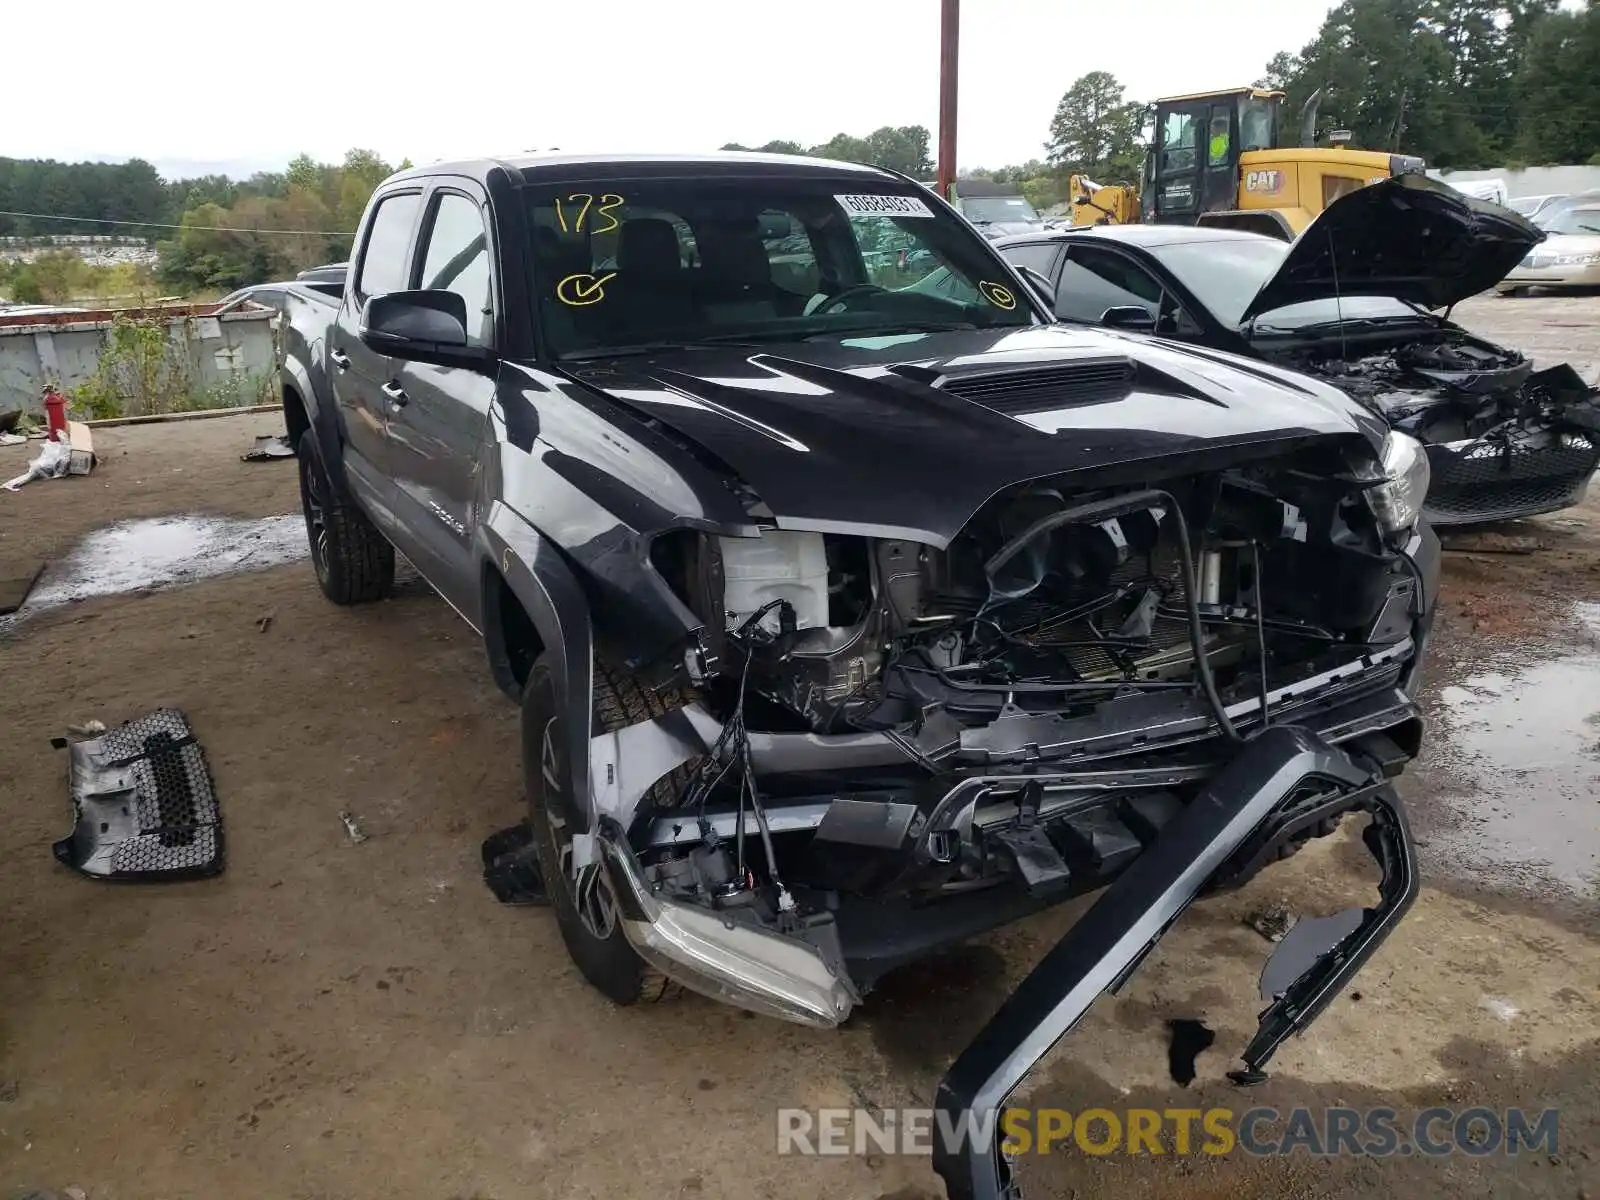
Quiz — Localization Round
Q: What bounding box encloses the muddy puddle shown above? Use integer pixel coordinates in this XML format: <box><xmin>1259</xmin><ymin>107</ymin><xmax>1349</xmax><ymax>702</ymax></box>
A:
<box><xmin>1422</xmin><ymin>601</ymin><xmax>1600</xmax><ymax>901</ymax></box>
<box><xmin>6</xmin><ymin>514</ymin><xmax>307</xmax><ymax>624</ymax></box>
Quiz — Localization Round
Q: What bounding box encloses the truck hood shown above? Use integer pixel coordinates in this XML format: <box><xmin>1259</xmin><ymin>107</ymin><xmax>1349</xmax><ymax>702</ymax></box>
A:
<box><xmin>1239</xmin><ymin>173</ymin><xmax>1545</xmax><ymax>322</ymax></box>
<box><xmin>559</xmin><ymin>326</ymin><xmax>1385</xmax><ymax>547</ymax></box>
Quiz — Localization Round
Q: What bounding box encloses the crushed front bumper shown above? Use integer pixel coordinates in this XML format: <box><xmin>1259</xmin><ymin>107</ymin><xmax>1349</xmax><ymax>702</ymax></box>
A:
<box><xmin>1425</xmin><ymin>435</ymin><xmax>1598</xmax><ymax>525</ymax></box>
<box><xmin>1421</xmin><ymin>367</ymin><xmax>1600</xmax><ymax>526</ymax></box>
<box><xmin>931</xmin><ymin>724</ymin><xmax>1418</xmax><ymax>1200</ymax></box>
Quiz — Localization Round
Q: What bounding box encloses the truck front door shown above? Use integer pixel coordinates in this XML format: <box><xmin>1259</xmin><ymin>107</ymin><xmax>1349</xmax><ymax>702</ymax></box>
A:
<box><xmin>384</xmin><ymin>183</ymin><xmax>498</xmax><ymax>625</ymax></box>
<box><xmin>331</xmin><ymin>189</ymin><xmax>423</xmax><ymax>533</ymax></box>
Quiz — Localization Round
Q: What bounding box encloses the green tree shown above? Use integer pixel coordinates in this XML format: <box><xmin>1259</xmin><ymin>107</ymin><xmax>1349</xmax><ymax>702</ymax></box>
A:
<box><xmin>862</xmin><ymin>126</ymin><xmax>933</xmax><ymax>175</ymax></box>
<box><xmin>809</xmin><ymin>133</ymin><xmax>873</xmax><ymax>163</ymax></box>
<box><xmin>1264</xmin><ymin>0</ymin><xmax>1583</xmax><ymax>167</ymax></box>
<box><xmin>1046</xmin><ymin>71</ymin><xmax>1147</xmax><ymax>180</ymax></box>
<box><xmin>1512</xmin><ymin>3</ymin><xmax>1600</xmax><ymax>163</ymax></box>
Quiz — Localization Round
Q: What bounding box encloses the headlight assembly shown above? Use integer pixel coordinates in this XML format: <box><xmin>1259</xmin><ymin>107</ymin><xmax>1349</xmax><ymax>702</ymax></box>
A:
<box><xmin>1365</xmin><ymin>431</ymin><xmax>1431</xmax><ymax>538</ymax></box>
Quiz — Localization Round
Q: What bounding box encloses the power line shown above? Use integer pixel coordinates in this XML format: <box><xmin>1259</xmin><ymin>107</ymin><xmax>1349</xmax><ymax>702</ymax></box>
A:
<box><xmin>0</xmin><ymin>208</ymin><xmax>355</xmax><ymax>236</ymax></box>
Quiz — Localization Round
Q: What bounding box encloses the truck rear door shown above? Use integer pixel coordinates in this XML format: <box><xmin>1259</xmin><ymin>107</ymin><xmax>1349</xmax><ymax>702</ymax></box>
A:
<box><xmin>331</xmin><ymin>188</ymin><xmax>424</xmax><ymax>532</ymax></box>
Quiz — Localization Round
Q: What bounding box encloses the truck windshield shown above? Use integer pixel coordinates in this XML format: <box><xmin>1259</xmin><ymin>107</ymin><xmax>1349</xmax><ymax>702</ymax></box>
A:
<box><xmin>525</xmin><ymin>179</ymin><xmax>1037</xmax><ymax>359</ymax></box>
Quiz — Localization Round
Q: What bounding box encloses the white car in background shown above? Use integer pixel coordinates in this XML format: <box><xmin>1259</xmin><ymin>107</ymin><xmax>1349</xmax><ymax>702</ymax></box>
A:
<box><xmin>1499</xmin><ymin>201</ymin><xmax>1600</xmax><ymax>294</ymax></box>
<box><xmin>1507</xmin><ymin>193</ymin><xmax>1564</xmax><ymax>220</ymax></box>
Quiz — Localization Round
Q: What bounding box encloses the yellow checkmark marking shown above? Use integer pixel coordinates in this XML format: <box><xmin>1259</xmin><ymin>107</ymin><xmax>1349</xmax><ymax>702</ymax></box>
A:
<box><xmin>979</xmin><ymin>281</ymin><xmax>1017</xmax><ymax>310</ymax></box>
<box><xmin>556</xmin><ymin>272</ymin><xmax>616</xmax><ymax>307</ymax></box>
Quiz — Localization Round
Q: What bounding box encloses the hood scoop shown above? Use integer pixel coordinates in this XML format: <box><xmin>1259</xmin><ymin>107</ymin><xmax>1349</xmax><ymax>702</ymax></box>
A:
<box><xmin>903</xmin><ymin>356</ymin><xmax>1137</xmax><ymax>416</ymax></box>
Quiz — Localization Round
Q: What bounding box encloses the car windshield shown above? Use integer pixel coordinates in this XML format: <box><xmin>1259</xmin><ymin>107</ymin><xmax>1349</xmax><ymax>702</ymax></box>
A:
<box><xmin>1151</xmin><ymin>237</ymin><xmax>1422</xmax><ymax>328</ymax></box>
<box><xmin>525</xmin><ymin>178</ymin><xmax>1036</xmax><ymax>359</ymax></box>
<box><xmin>1539</xmin><ymin>207</ymin><xmax>1600</xmax><ymax>236</ymax></box>
<box><xmin>962</xmin><ymin>196</ymin><xmax>1040</xmax><ymax>224</ymax></box>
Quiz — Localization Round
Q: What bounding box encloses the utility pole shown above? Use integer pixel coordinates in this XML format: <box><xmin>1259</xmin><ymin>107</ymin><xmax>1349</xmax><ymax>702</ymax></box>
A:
<box><xmin>937</xmin><ymin>0</ymin><xmax>959</xmax><ymax>199</ymax></box>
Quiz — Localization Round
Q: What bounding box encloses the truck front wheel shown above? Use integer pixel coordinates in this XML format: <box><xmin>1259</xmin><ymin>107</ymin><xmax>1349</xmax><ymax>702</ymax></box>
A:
<box><xmin>296</xmin><ymin>430</ymin><xmax>394</xmax><ymax>605</ymax></box>
<box><xmin>522</xmin><ymin>655</ymin><xmax>687</xmax><ymax>1006</ymax></box>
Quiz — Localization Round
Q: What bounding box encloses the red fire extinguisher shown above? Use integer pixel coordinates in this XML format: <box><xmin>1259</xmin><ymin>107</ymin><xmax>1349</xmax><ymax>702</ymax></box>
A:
<box><xmin>43</xmin><ymin>387</ymin><xmax>69</xmax><ymax>442</ymax></box>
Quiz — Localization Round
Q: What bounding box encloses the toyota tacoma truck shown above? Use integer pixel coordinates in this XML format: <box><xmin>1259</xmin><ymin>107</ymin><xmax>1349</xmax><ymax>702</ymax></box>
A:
<box><xmin>279</xmin><ymin>151</ymin><xmax>1438</xmax><ymax>1200</ymax></box>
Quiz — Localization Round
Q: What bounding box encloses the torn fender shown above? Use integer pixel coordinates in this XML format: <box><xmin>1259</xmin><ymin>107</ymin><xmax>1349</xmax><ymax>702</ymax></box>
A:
<box><xmin>479</xmin><ymin>502</ymin><xmax>596</xmax><ymax>837</ymax></box>
<box><xmin>932</xmin><ymin>725</ymin><xmax>1415</xmax><ymax>1200</ymax></box>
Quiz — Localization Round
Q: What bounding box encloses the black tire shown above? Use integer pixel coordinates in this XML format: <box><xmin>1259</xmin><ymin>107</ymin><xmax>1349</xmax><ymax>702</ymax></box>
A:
<box><xmin>296</xmin><ymin>429</ymin><xmax>394</xmax><ymax>605</ymax></box>
<box><xmin>521</xmin><ymin>655</ymin><xmax>695</xmax><ymax>1006</ymax></box>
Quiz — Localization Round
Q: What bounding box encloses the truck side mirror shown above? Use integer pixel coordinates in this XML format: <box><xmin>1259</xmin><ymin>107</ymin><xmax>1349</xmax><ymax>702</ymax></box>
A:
<box><xmin>360</xmin><ymin>290</ymin><xmax>474</xmax><ymax>357</ymax></box>
<box><xmin>1100</xmin><ymin>305</ymin><xmax>1157</xmax><ymax>332</ymax></box>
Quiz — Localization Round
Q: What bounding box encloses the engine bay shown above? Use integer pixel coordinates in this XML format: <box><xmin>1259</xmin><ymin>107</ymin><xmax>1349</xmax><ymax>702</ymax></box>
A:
<box><xmin>665</xmin><ymin>456</ymin><xmax>1408</xmax><ymax>745</ymax></box>
<box><xmin>1274</xmin><ymin>326</ymin><xmax>1576</xmax><ymax>444</ymax></box>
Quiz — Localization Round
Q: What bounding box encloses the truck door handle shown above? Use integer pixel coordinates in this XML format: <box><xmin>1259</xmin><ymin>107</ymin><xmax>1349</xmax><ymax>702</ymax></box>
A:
<box><xmin>330</xmin><ymin>348</ymin><xmax>351</xmax><ymax>371</ymax></box>
<box><xmin>381</xmin><ymin>381</ymin><xmax>409</xmax><ymax>407</ymax></box>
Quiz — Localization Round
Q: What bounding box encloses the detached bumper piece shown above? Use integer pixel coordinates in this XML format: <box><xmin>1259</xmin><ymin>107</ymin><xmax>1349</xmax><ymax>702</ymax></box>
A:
<box><xmin>1425</xmin><ymin>436</ymin><xmax>1597</xmax><ymax>525</ymax></box>
<box><xmin>932</xmin><ymin>726</ymin><xmax>1417</xmax><ymax>1200</ymax></box>
<box><xmin>1424</xmin><ymin>366</ymin><xmax>1600</xmax><ymax>526</ymax></box>
<box><xmin>52</xmin><ymin>709</ymin><xmax>223</xmax><ymax>881</ymax></box>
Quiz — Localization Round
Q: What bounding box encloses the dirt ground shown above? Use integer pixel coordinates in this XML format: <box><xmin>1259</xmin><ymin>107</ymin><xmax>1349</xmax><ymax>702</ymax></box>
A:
<box><xmin>2</xmin><ymin>297</ymin><xmax>1598</xmax><ymax>1200</ymax></box>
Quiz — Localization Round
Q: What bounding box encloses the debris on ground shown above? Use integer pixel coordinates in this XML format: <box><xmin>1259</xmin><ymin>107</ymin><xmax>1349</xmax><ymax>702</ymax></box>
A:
<box><xmin>1165</xmin><ymin>1019</ymin><xmax>1216</xmax><ymax>1087</ymax></box>
<box><xmin>64</xmin><ymin>1187</ymin><xmax>88</xmax><ymax>1200</ymax></box>
<box><xmin>63</xmin><ymin>719</ymin><xmax>107</xmax><ymax>739</ymax></box>
<box><xmin>1479</xmin><ymin>995</ymin><xmax>1522</xmax><ymax>1021</ymax></box>
<box><xmin>481</xmin><ymin>821</ymin><xmax>548</xmax><ymax>905</ymax></box>
<box><xmin>51</xmin><ymin>708</ymin><xmax>223</xmax><ymax>881</ymax></box>
<box><xmin>256</xmin><ymin>610</ymin><xmax>276</xmax><ymax>633</ymax></box>
<box><xmin>1244</xmin><ymin>900</ymin><xmax>1297</xmax><ymax>943</ymax></box>
<box><xmin>0</xmin><ymin>561</ymin><xmax>45</xmax><ymax>615</ymax></box>
<box><xmin>339</xmin><ymin>812</ymin><xmax>369</xmax><ymax>844</ymax></box>
<box><xmin>0</xmin><ymin>1078</ymin><xmax>18</xmax><ymax>1102</ymax></box>
<box><xmin>4</xmin><ymin>436</ymin><xmax>72</xmax><ymax>491</ymax></box>
<box><xmin>0</xmin><ymin>431</ymin><xmax>25</xmax><ymax>446</ymax></box>
<box><xmin>1441</xmin><ymin>531</ymin><xmax>1544</xmax><ymax>554</ymax></box>
<box><xmin>241</xmin><ymin>433</ymin><xmax>296</xmax><ymax>462</ymax></box>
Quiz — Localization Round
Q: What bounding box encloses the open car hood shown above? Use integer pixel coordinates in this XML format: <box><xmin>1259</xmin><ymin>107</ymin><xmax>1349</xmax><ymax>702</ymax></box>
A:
<box><xmin>1239</xmin><ymin>173</ymin><xmax>1545</xmax><ymax>322</ymax></box>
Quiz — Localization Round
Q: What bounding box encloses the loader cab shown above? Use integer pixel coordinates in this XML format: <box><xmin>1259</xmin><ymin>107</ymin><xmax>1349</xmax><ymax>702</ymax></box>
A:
<box><xmin>1144</xmin><ymin>87</ymin><xmax>1283</xmax><ymax>226</ymax></box>
<box><xmin>1143</xmin><ymin>87</ymin><xmax>1427</xmax><ymax>239</ymax></box>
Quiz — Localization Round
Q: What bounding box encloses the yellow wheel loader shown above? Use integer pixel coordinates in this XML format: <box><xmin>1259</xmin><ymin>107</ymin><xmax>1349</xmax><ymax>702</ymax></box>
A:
<box><xmin>1069</xmin><ymin>87</ymin><xmax>1426</xmax><ymax>239</ymax></box>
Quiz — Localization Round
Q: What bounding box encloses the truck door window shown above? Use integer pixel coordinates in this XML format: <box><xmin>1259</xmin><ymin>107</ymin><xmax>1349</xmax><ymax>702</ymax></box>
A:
<box><xmin>418</xmin><ymin>193</ymin><xmax>494</xmax><ymax>348</ymax></box>
<box><xmin>355</xmin><ymin>193</ymin><xmax>421</xmax><ymax>300</ymax></box>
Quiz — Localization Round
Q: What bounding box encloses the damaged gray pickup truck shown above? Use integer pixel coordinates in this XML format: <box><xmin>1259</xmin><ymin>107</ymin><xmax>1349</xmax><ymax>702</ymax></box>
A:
<box><xmin>278</xmin><ymin>151</ymin><xmax>1438</xmax><ymax>1199</ymax></box>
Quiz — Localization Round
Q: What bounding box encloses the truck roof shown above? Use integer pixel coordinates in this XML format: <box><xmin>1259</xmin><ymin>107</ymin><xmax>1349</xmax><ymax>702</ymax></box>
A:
<box><xmin>389</xmin><ymin>150</ymin><xmax>901</xmax><ymax>187</ymax></box>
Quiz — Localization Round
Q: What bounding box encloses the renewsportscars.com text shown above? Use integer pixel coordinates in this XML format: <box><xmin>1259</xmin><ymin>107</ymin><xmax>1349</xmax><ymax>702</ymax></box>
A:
<box><xmin>776</xmin><ymin>1105</ymin><xmax>1559</xmax><ymax>1158</ymax></box>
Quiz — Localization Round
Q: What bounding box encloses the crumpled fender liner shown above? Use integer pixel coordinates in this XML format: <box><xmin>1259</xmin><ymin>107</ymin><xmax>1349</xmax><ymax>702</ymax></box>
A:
<box><xmin>931</xmin><ymin>725</ymin><xmax>1413</xmax><ymax>1200</ymax></box>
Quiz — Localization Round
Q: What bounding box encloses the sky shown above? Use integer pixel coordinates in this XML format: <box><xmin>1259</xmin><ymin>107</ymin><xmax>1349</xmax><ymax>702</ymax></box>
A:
<box><xmin>7</xmin><ymin>0</ymin><xmax>1348</xmax><ymax>180</ymax></box>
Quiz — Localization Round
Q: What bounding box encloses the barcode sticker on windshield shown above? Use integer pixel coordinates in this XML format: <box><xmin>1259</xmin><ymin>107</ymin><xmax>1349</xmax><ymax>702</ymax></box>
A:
<box><xmin>835</xmin><ymin>193</ymin><xmax>935</xmax><ymax>219</ymax></box>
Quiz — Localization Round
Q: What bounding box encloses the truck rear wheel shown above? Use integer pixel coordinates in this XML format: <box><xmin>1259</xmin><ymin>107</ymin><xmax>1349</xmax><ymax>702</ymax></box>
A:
<box><xmin>522</xmin><ymin>655</ymin><xmax>692</xmax><ymax>1006</ymax></box>
<box><xmin>296</xmin><ymin>430</ymin><xmax>394</xmax><ymax>605</ymax></box>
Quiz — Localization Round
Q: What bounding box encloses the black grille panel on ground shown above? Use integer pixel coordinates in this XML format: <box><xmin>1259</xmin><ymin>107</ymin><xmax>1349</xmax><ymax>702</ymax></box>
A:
<box><xmin>1427</xmin><ymin>440</ymin><xmax>1599</xmax><ymax>523</ymax></box>
<box><xmin>936</xmin><ymin>358</ymin><xmax>1136</xmax><ymax>416</ymax></box>
<box><xmin>52</xmin><ymin>708</ymin><xmax>223</xmax><ymax>880</ymax></box>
